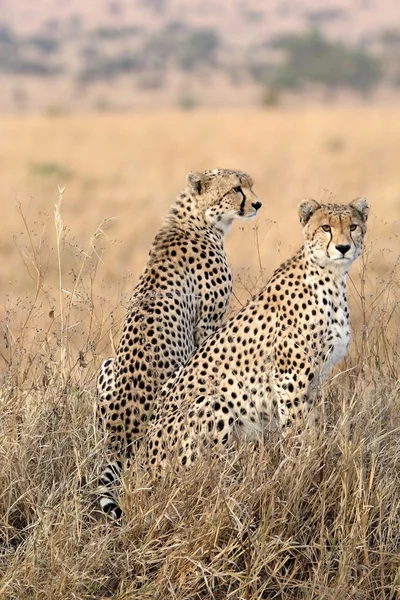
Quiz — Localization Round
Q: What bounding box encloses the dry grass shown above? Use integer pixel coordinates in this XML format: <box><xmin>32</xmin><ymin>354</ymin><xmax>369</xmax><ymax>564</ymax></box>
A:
<box><xmin>0</xmin><ymin>107</ymin><xmax>400</xmax><ymax>598</ymax></box>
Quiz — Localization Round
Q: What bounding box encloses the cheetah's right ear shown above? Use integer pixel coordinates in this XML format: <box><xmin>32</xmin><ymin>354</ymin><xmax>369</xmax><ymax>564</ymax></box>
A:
<box><xmin>349</xmin><ymin>197</ymin><xmax>369</xmax><ymax>222</ymax></box>
<box><xmin>186</xmin><ymin>172</ymin><xmax>206</xmax><ymax>195</ymax></box>
<box><xmin>298</xmin><ymin>199</ymin><xmax>321</xmax><ymax>225</ymax></box>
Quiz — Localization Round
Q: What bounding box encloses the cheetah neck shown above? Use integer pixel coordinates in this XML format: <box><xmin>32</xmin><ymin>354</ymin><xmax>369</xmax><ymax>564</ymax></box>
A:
<box><xmin>207</xmin><ymin>214</ymin><xmax>233</xmax><ymax>236</ymax></box>
<box><xmin>164</xmin><ymin>190</ymin><xmax>220</xmax><ymax>234</ymax></box>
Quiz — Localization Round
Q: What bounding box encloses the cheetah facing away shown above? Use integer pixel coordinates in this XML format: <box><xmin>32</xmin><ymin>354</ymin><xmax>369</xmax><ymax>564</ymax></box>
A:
<box><xmin>145</xmin><ymin>197</ymin><xmax>369</xmax><ymax>472</ymax></box>
<box><xmin>97</xmin><ymin>169</ymin><xmax>262</xmax><ymax>462</ymax></box>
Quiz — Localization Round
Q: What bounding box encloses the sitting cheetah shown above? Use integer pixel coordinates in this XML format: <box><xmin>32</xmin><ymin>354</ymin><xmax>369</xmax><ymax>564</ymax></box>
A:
<box><xmin>142</xmin><ymin>197</ymin><xmax>369</xmax><ymax>472</ymax></box>
<box><xmin>97</xmin><ymin>169</ymin><xmax>261</xmax><ymax>514</ymax></box>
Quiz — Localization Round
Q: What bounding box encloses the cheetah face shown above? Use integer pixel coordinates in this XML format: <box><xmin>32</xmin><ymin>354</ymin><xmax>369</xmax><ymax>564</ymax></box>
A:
<box><xmin>187</xmin><ymin>169</ymin><xmax>262</xmax><ymax>234</ymax></box>
<box><xmin>298</xmin><ymin>197</ymin><xmax>369</xmax><ymax>269</ymax></box>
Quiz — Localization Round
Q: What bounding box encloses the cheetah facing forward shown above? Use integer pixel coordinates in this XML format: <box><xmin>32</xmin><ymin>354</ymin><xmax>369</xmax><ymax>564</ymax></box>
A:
<box><xmin>145</xmin><ymin>197</ymin><xmax>369</xmax><ymax>471</ymax></box>
<box><xmin>97</xmin><ymin>169</ymin><xmax>262</xmax><ymax>461</ymax></box>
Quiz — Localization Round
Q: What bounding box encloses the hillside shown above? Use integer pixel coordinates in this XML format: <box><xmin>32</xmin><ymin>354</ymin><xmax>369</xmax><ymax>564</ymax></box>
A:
<box><xmin>3</xmin><ymin>0</ymin><xmax>400</xmax><ymax>41</ymax></box>
<box><xmin>2</xmin><ymin>0</ymin><xmax>400</xmax><ymax>111</ymax></box>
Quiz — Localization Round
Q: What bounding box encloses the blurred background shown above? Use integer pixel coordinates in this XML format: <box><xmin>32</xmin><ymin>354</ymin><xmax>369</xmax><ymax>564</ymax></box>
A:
<box><xmin>1</xmin><ymin>0</ymin><xmax>400</xmax><ymax>368</ymax></box>
<box><xmin>0</xmin><ymin>0</ymin><xmax>400</xmax><ymax>113</ymax></box>
<box><xmin>2</xmin><ymin>0</ymin><xmax>400</xmax><ymax>111</ymax></box>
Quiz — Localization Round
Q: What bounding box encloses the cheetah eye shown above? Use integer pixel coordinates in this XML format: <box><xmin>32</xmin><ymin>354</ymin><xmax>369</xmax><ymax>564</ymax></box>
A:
<box><xmin>321</xmin><ymin>224</ymin><xmax>331</xmax><ymax>232</ymax></box>
<box><xmin>233</xmin><ymin>186</ymin><xmax>242</xmax><ymax>194</ymax></box>
<box><xmin>350</xmin><ymin>224</ymin><xmax>358</xmax><ymax>231</ymax></box>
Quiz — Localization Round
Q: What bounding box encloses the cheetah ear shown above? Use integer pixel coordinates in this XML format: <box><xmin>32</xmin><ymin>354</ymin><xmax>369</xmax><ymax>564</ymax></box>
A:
<box><xmin>186</xmin><ymin>171</ymin><xmax>206</xmax><ymax>195</ymax></box>
<box><xmin>298</xmin><ymin>199</ymin><xmax>321</xmax><ymax>225</ymax></box>
<box><xmin>349</xmin><ymin>197</ymin><xmax>369</xmax><ymax>222</ymax></box>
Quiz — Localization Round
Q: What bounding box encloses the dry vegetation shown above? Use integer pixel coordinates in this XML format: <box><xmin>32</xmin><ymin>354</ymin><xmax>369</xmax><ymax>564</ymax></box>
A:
<box><xmin>0</xmin><ymin>108</ymin><xmax>399</xmax><ymax>598</ymax></box>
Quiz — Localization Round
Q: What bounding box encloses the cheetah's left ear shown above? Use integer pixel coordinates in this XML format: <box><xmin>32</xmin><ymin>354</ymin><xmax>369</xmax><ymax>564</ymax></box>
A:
<box><xmin>186</xmin><ymin>172</ymin><xmax>206</xmax><ymax>195</ymax></box>
<box><xmin>298</xmin><ymin>198</ymin><xmax>321</xmax><ymax>225</ymax></box>
<box><xmin>349</xmin><ymin>197</ymin><xmax>370</xmax><ymax>222</ymax></box>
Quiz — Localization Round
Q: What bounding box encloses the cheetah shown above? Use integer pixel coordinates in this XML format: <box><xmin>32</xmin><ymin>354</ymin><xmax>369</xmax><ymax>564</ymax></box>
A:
<box><xmin>97</xmin><ymin>169</ymin><xmax>261</xmax><ymax>514</ymax></box>
<box><xmin>142</xmin><ymin>197</ymin><xmax>370</xmax><ymax>472</ymax></box>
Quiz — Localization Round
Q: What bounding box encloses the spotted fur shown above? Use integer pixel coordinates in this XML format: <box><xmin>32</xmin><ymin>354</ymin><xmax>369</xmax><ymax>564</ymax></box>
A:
<box><xmin>96</xmin><ymin>169</ymin><xmax>261</xmax><ymax>515</ymax></box>
<box><xmin>142</xmin><ymin>197</ymin><xmax>369</xmax><ymax>473</ymax></box>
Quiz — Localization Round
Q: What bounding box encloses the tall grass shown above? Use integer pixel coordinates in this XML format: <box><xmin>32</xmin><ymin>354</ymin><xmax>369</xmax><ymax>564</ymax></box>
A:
<box><xmin>0</xmin><ymin>186</ymin><xmax>399</xmax><ymax>599</ymax></box>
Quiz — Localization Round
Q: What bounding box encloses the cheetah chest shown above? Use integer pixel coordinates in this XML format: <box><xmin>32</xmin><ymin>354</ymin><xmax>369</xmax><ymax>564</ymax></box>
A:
<box><xmin>320</xmin><ymin>296</ymin><xmax>350</xmax><ymax>379</ymax></box>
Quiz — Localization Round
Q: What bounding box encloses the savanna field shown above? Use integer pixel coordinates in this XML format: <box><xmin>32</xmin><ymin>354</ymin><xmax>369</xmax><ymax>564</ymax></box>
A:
<box><xmin>0</xmin><ymin>108</ymin><xmax>399</xmax><ymax>599</ymax></box>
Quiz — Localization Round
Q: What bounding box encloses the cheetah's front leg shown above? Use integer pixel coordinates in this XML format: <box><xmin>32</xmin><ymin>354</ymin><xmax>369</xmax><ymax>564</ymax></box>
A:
<box><xmin>272</xmin><ymin>364</ymin><xmax>321</xmax><ymax>440</ymax></box>
<box><xmin>194</xmin><ymin>321</ymin><xmax>218</xmax><ymax>347</ymax></box>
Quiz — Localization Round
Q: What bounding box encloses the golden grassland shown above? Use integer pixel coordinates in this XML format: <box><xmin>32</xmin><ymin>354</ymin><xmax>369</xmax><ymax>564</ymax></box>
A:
<box><xmin>0</xmin><ymin>108</ymin><xmax>399</xmax><ymax>598</ymax></box>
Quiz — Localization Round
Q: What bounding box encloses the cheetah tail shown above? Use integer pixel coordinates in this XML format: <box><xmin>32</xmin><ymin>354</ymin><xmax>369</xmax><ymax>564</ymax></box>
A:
<box><xmin>98</xmin><ymin>461</ymin><xmax>123</xmax><ymax>520</ymax></box>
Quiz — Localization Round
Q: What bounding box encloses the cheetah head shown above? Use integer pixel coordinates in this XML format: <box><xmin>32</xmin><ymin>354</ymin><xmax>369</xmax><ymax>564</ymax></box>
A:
<box><xmin>298</xmin><ymin>197</ymin><xmax>369</xmax><ymax>269</ymax></box>
<box><xmin>186</xmin><ymin>169</ymin><xmax>262</xmax><ymax>234</ymax></box>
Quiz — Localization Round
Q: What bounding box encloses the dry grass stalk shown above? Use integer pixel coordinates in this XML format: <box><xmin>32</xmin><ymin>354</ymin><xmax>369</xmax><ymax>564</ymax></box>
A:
<box><xmin>0</xmin><ymin>185</ymin><xmax>399</xmax><ymax>599</ymax></box>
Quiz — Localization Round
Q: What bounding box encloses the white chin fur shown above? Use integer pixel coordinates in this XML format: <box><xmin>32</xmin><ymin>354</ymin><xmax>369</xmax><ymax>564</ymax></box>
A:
<box><xmin>330</xmin><ymin>253</ymin><xmax>355</xmax><ymax>262</ymax></box>
<box><xmin>236</xmin><ymin>211</ymin><xmax>257</xmax><ymax>221</ymax></box>
<box><xmin>205</xmin><ymin>210</ymin><xmax>257</xmax><ymax>234</ymax></box>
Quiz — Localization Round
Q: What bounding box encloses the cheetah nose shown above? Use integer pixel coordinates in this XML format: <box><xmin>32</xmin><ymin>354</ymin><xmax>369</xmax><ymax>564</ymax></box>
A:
<box><xmin>336</xmin><ymin>244</ymin><xmax>351</xmax><ymax>256</ymax></box>
<box><xmin>252</xmin><ymin>201</ymin><xmax>262</xmax><ymax>211</ymax></box>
